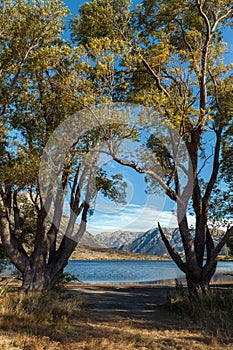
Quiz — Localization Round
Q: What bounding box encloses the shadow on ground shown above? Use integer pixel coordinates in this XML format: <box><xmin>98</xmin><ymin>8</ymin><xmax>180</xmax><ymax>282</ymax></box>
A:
<box><xmin>66</xmin><ymin>284</ymin><xmax>179</xmax><ymax>329</ymax></box>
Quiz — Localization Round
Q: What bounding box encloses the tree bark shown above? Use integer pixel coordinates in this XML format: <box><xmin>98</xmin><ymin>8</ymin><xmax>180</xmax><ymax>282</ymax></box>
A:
<box><xmin>186</xmin><ymin>271</ymin><xmax>212</xmax><ymax>296</ymax></box>
<box><xmin>20</xmin><ymin>265</ymin><xmax>63</xmax><ymax>292</ymax></box>
<box><xmin>0</xmin><ymin>209</ymin><xmax>29</xmax><ymax>274</ymax></box>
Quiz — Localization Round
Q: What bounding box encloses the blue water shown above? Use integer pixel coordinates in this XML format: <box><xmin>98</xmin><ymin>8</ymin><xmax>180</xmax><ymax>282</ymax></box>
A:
<box><xmin>65</xmin><ymin>260</ymin><xmax>184</xmax><ymax>283</ymax></box>
<box><xmin>1</xmin><ymin>260</ymin><xmax>233</xmax><ymax>284</ymax></box>
<box><xmin>65</xmin><ymin>260</ymin><xmax>233</xmax><ymax>284</ymax></box>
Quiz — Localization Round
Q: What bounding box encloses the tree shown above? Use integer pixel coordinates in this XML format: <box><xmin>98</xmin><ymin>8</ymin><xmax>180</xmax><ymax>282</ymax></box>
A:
<box><xmin>0</xmin><ymin>0</ymin><xmax>127</xmax><ymax>291</ymax></box>
<box><xmin>73</xmin><ymin>0</ymin><xmax>233</xmax><ymax>295</ymax></box>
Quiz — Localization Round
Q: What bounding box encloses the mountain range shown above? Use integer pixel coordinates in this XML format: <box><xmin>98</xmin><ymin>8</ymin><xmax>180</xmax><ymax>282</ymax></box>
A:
<box><xmin>95</xmin><ymin>228</ymin><xmax>226</xmax><ymax>257</ymax></box>
<box><xmin>95</xmin><ymin>230</ymin><xmax>143</xmax><ymax>249</ymax></box>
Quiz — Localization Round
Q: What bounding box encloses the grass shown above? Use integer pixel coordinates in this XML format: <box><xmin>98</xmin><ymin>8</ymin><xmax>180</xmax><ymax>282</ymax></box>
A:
<box><xmin>166</xmin><ymin>282</ymin><xmax>233</xmax><ymax>341</ymax></box>
<box><xmin>0</xmin><ymin>279</ymin><xmax>233</xmax><ymax>349</ymax></box>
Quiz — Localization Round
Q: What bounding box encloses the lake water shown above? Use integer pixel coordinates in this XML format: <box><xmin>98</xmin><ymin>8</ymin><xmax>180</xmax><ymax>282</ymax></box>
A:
<box><xmin>65</xmin><ymin>260</ymin><xmax>233</xmax><ymax>284</ymax></box>
<box><xmin>1</xmin><ymin>260</ymin><xmax>233</xmax><ymax>284</ymax></box>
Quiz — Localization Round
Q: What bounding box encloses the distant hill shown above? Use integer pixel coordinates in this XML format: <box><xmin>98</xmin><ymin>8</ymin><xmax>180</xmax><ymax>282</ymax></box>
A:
<box><xmin>70</xmin><ymin>244</ymin><xmax>162</xmax><ymax>260</ymax></box>
<box><xmin>79</xmin><ymin>230</ymin><xmax>106</xmax><ymax>248</ymax></box>
<box><xmin>95</xmin><ymin>228</ymin><xmax>226</xmax><ymax>257</ymax></box>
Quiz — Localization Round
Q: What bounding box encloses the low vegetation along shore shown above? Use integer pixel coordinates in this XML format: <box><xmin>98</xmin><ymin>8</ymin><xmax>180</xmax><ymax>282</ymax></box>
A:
<box><xmin>0</xmin><ymin>278</ymin><xmax>233</xmax><ymax>350</ymax></box>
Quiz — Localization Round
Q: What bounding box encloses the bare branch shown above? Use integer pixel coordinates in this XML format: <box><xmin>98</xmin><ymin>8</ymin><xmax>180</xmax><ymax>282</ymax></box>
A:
<box><xmin>111</xmin><ymin>153</ymin><xmax>178</xmax><ymax>202</ymax></box>
<box><xmin>212</xmin><ymin>226</ymin><xmax>233</xmax><ymax>259</ymax></box>
<box><xmin>204</xmin><ymin>128</ymin><xmax>222</xmax><ymax>201</ymax></box>
<box><xmin>197</xmin><ymin>152</ymin><xmax>214</xmax><ymax>176</ymax></box>
<box><xmin>211</xmin><ymin>7</ymin><xmax>233</xmax><ymax>32</ymax></box>
<box><xmin>158</xmin><ymin>223</ymin><xmax>186</xmax><ymax>273</ymax></box>
<box><xmin>196</xmin><ymin>0</ymin><xmax>211</xmax><ymax>41</ymax></box>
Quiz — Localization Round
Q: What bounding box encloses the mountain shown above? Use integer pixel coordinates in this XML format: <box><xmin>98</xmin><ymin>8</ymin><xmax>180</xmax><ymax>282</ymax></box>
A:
<box><xmin>58</xmin><ymin>215</ymin><xmax>106</xmax><ymax>249</ymax></box>
<box><xmin>96</xmin><ymin>228</ymin><xmax>226</xmax><ymax>257</ymax></box>
<box><xmin>95</xmin><ymin>230</ymin><xmax>144</xmax><ymax>249</ymax></box>
<box><xmin>121</xmin><ymin>228</ymin><xmax>183</xmax><ymax>256</ymax></box>
<box><xmin>79</xmin><ymin>230</ymin><xmax>106</xmax><ymax>248</ymax></box>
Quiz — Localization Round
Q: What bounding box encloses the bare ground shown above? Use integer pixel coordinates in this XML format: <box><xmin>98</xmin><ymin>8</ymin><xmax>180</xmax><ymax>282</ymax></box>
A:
<box><xmin>67</xmin><ymin>283</ymin><xmax>176</xmax><ymax>327</ymax></box>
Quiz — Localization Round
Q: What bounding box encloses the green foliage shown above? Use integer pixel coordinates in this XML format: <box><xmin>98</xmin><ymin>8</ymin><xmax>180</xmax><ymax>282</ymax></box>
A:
<box><xmin>0</xmin><ymin>0</ymin><xmax>69</xmax><ymax>115</ymax></box>
<box><xmin>71</xmin><ymin>0</ymin><xmax>132</xmax><ymax>45</ymax></box>
<box><xmin>96</xmin><ymin>169</ymin><xmax>127</xmax><ymax>204</ymax></box>
<box><xmin>147</xmin><ymin>134</ymin><xmax>174</xmax><ymax>175</ymax></box>
<box><xmin>53</xmin><ymin>272</ymin><xmax>79</xmax><ymax>291</ymax></box>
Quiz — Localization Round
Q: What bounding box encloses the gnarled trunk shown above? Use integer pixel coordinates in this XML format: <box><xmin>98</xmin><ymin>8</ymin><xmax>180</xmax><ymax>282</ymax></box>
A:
<box><xmin>186</xmin><ymin>262</ymin><xmax>217</xmax><ymax>296</ymax></box>
<box><xmin>20</xmin><ymin>266</ymin><xmax>63</xmax><ymax>292</ymax></box>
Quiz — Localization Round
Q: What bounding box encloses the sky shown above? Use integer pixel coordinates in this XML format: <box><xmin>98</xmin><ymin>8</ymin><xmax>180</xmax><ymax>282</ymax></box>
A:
<box><xmin>60</xmin><ymin>0</ymin><xmax>232</xmax><ymax>235</ymax></box>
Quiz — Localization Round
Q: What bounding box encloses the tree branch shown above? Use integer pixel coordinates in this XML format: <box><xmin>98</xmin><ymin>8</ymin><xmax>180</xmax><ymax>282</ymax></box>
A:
<box><xmin>213</xmin><ymin>226</ymin><xmax>233</xmax><ymax>259</ymax></box>
<box><xmin>141</xmin><ymin>58</ymin><xmax>170</xmax><ymax>98</ymax></box>
<box><xmin>211</xmin><ymin>7</ymin><xmax>233</xmax><ymax>33</ymax></box>
<box><xmin>0</xmin><ymin>209</ymin><xmax>29</xmax><ymax>274</ymax></box>
<box><xmin>174</xmin><ymin>18</ymin><xmax>193</xmax><ymax>52</ymax></box>
<box><xmin>111</xmin><ymin>153</ymin><xmax>178</xmax><ymax>202</ymax></box>
<box><xmin>205</xmin><ymin>225</ymin><xmax>215</xmax><ymax>264</ymax></box>
<box><xmin>158</xmin><ymin>223</ymin><xmax>186</xmax><ymax>273</ymax></box>
<box><xmin>204</xmin><ymin>128</ymin><xmax>222</xmax><ymax>201</ymax></box>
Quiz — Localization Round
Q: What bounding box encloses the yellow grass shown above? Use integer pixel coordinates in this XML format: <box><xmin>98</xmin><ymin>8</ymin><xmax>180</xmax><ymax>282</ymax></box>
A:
<box><xmin>0</xmin><ymin>318</ymin><xmax>231</xmax><ymax>350</ymax></box>
<box><xmin>0</xmin><ymin>281</ymin><xmax>233</xmax><ymax>350</ymax></box>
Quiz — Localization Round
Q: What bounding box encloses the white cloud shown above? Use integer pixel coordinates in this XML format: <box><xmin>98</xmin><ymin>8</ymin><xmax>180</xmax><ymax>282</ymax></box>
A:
<box><xmin>87</xmin><ymin>203</ymin><xmax>195</xmax><ymax>234</ymax></box>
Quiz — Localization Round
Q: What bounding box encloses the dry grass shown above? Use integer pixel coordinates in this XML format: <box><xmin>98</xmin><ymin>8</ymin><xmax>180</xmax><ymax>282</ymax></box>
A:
<box><xmin>70</xmin><ymin>244</ymin><xmax>166</xmax><ymax>260</ymax></box>
<box><xmin>166</xmin><ymin>285</ymin><xmax>233</xmax><ymax>341</ymax></box>
<box><xmin>0</xmin><ymin>318</ymin><xmax>231</xmax><ymax>350</ymax></box>
<box><xmin>0</xmin><ymin>281</ymin><xmax>233</xmax><ymax>350</ymax></box>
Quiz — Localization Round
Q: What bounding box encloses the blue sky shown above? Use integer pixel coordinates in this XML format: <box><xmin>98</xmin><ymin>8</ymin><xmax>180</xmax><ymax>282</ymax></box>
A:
<box><xmin>62</xmin><ymin>0</ymin><xmax>232</xmax><ymax>234</ymax></box>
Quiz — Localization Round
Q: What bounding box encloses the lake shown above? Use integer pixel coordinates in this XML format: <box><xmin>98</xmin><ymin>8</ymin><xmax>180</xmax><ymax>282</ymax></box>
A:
<box><xmin>1</xmin><ymin>260</ymin><xmax>233</xmax><ymax>284</ymax></box>
<box><xmin>65</xmin><ymin>260</ymin><xmax>233</xmax><ymax>284</ymax></box>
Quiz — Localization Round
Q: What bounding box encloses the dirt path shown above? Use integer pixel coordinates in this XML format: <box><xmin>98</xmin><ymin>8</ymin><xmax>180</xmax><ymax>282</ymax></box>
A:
<box><xmin>67</xmin><ymin>283</ymin><xmax>179</xmax><ymax>329</ymax></box>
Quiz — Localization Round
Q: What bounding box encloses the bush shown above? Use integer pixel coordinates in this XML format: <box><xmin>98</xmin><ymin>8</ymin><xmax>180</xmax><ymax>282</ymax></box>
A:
<box><xmin>53</xmin><ymin>272</ymin><xmax>79</xmax><ymax>291</ymax></box>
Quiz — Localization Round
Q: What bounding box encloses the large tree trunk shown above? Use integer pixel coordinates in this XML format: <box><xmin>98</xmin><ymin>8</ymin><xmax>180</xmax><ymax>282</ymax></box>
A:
<box><xmin>0</xmin><ymin>203</ymin><xmax>87</xmax><ymax>292</ymax></box>
<box><xmin>186</xmin><ymin>273</ymin><xmax>210</xmax><ymax>296</ymax></box>
<box><xmin>20</xmin><ymin>265</ymin><xmax>63</xmax><ymax>292</ymax></box>
<box><xmin>19</xmin><ymin>215</ymin><xmax>88</xmax><ymax>292</ymax></box>
<box><xmin>186</xmin><ymin>261</ymin><xmax>217</xmax><ymax>296</ymax></box>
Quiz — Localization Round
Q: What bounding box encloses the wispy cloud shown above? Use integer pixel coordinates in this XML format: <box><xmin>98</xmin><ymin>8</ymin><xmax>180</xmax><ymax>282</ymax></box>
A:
<box><xmin>87</xmin><ymin>203</ymin><xmax>195</xmax><ymax>234</ymax></box>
